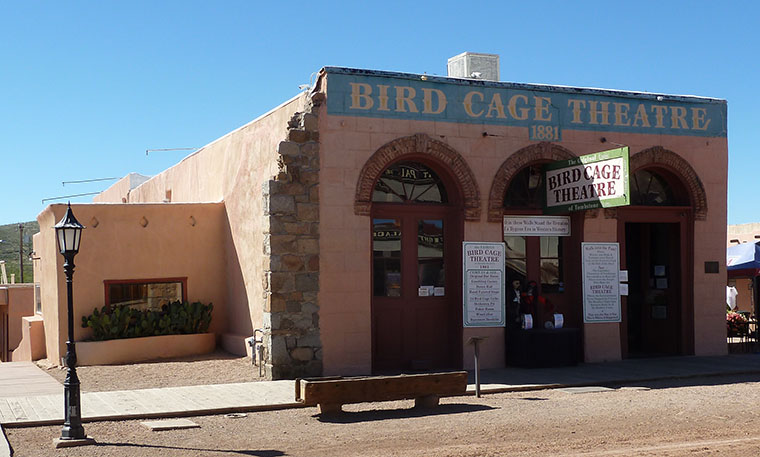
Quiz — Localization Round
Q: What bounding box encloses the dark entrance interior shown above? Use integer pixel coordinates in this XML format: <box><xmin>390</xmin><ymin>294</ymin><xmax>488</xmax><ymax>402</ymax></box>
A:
<box><xmin>624</xmin><ymin>222</ymin><xmax>682</xmax><ymax>357</ymax></box>
<box><xmin>501</xmin><ymin>163</ymin><xmax>584</xmax><ymax>331</ymax></box>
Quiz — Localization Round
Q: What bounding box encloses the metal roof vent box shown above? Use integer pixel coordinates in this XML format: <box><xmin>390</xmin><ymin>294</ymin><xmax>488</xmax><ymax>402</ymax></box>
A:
<box><xmin>447</xmin><ymin>52</ymin><xmax>500</xmax><ymax>81</ymax></box>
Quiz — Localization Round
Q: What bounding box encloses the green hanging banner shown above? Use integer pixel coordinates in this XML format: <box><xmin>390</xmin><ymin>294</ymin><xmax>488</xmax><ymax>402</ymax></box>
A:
<box><xmin>544</xmin><ymin>147</ymin><xmax>630</xmax><ymax>214</ymax></box>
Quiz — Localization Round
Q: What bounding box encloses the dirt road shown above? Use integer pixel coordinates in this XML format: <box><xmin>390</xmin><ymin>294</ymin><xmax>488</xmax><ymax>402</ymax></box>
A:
<box><xmin>7</xmin><ymin>373</ymin><xmax>760</xmax><ymax>456</ymax></box>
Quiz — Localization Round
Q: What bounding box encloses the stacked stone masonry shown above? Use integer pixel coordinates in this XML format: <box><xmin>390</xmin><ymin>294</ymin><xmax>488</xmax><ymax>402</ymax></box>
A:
<box><xmin>263</xmin><ymin>93</ymin><xmax>323</xmax><ymax>379</ymax></box>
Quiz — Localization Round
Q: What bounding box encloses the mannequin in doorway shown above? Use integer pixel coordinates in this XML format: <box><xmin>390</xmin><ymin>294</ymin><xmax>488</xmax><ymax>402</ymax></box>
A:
<box><xmin>507</xmin><ymin>279</ymin><xmax>523</xmax><ymax>329</ymax></box>
<box><xmin>523</xmin><ymin>280</ymin><xmax>556</xmax><ymax>328</ymax></box>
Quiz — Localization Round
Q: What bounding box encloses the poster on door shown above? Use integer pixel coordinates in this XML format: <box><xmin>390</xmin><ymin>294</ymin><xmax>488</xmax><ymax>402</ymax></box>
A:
<box><xmin>463</xmin><ymin>242</ymin><xmax>506</xmax><ymax>327</ymax></box>
<box><xmin>582</xmin><ymin>242</ymin><xmax>621</xmax><ymax>323</ymax></box>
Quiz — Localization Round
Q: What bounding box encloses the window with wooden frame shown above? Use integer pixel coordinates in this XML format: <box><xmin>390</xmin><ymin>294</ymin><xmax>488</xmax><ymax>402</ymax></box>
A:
<box><xmin>503</xmin><ymin>164</ymin><xmax>565</xmax><ymax>294</ymax></box>
<box><xmin>34</xmin><ymin>283</ymin><xmax>42</xmax><ymax>314</ymax></box>
<box><xmin>104</xmin><ymin>277</ymin><xmax>187</xmax><ymax>311</ymax></box>
<box><xmin>630</xmin><ymin>168</ymin><xmax>689</xmax><ymax>206</ymax></box>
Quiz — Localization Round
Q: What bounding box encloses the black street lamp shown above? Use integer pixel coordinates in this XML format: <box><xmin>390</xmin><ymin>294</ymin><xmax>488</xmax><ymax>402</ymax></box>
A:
<box><xmin>53</xmin><ymin>203</ymin><xmax>93</xmax><ymax>446</ymax></box>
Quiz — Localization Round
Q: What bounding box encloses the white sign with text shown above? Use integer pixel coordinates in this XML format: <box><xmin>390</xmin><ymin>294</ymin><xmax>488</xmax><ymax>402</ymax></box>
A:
<box><xmin>503</xmin><ymin>216</ymin><xmax>571</xmax><ymax>237</ymax></box>
<box><xmin>463</xmin><ymin>242</ymin><xmax>506</xmax><ymax>327</ymax></box>
<box><xmin>582</xmin><ymin>242</ymin><xmax>621</xmax><ymax>323</ymax></box>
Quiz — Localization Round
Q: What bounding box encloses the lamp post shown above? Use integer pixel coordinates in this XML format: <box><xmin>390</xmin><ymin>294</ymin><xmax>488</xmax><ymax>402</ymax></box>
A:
<box><xmin>54</xmin><ymin>203</ymin><xmax>92</xmax><ymax>445</ymax></box>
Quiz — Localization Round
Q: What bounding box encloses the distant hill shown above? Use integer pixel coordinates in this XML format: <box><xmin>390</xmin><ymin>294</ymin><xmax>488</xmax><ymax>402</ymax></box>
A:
<box><xmin>0</xmin><ymin>221</ymin><xmax>39</xmax><ymax>283</ymax></box>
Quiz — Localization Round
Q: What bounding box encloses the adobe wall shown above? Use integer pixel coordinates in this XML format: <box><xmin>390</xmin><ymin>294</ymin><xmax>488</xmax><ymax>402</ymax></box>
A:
<box><xmin>317</xmin><ymin>96</ymin><xmax>727</xmax><ymax>374</ymax></box>
<box><xmin>99</xmin><ymin>96</ymin><xmax>302</xmax><ymax>338</ymax></box>
<box><xmin>93</xmin><ymin>173</ymin><xmax>150</xmax><ymax>204</ymax></box>
<box><xmin>33</xmin><ymin>212</ymin><xmax>61</xmax><ymax>364</ymax></box>
<box><xmin>11</xmin><ymin>315</ymin><xmax>46</xmax><ymax>361</ymax></box>
<box><xmin>93</xmin><ymin>177</ymin><xmax>131</xmax><ymax>203</ymax></box>
<box><xmin>1</xmin><ymin>284</ymin><xmax>35</xmax><ymax>359</ymax></box>
<box><xmin>728</xmin><ymin>223</ymin><xmax>760</xmax><ymax>245</ymax></box>
<box><xmin>92</xmin><ymin>93</ymin><xmax>323</xmax><ymax>377</ymax></box>
<box><xmin>35</xmin><ymin>202</ymin><xmax>226</xmax><ymax>364</ymax></box>
<box><xmin>731</xmin><ymin>278</ymin><xmax>753</xmax><ymax>314</ymax></box>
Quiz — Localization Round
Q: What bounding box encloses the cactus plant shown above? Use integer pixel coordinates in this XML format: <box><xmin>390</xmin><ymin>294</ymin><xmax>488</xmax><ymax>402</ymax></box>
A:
<box><xmin>81</xmin><ymin>300</ymin><xmax>213</xmax><ymax>341</ymax></box>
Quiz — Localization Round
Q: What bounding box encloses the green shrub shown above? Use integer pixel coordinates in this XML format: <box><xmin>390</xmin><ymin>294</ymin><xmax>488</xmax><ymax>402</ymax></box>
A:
<box><xmin>81</xmin><ymin>300</ymin><xmax>213</xmax><ymax>341</ymax></box>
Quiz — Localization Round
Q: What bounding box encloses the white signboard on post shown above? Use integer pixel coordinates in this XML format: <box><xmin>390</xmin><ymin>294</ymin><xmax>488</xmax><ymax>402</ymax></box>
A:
<box><xmin>582</xmin><ymin>242</ymin><xmax>621</xmax><ymax>323</ymax></box>
<box><xmin>463</xmin><ymin>242</ymin><xmax>506</xmax><ymax>327</ymax></box>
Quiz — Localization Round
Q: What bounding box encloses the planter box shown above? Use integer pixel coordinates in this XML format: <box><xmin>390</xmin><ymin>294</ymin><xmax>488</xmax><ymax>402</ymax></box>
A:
<box><xmin>76</xmin><ymin>333</ymin><xmax>215</xmax><ymax>366</ymax></box>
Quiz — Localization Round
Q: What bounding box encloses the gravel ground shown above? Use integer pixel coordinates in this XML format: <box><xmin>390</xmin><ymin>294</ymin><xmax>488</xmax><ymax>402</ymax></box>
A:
<box><xmin>7</xmin><ymin>373</ymin><xmax>760</xmax><ymax>456</ymax></box>
<box><xmin>35</xmin><ymin>350</ymin><xmax>262</xmax><ymax>391</ymax></box>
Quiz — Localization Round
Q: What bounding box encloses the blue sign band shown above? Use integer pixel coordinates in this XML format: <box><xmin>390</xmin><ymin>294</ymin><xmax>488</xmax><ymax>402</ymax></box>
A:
<box><xmin>325</xmin><ymin>68</ymin><xmax>727</xmax><ymax>138</ymax></box>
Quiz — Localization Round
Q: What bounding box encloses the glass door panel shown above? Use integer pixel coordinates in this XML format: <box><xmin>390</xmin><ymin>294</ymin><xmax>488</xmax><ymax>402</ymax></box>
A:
<box><xmin>505</xmin><ymin>236</ymin><xmax>527</xmax><ymax>283</ymax></box>
<box><xmin>417</xmin><ymin>219</ymin><xmax>444</xmax><ymax>295</ymax></box>
<box><xmin>373</xmin><ymin>218</ymin><xmax>401</xmax><ymax>297</ymax></box>
<box><xmin>540</xmin><ymin>237</ymin><xmax>563</xmax><ymax>293</ymax></box>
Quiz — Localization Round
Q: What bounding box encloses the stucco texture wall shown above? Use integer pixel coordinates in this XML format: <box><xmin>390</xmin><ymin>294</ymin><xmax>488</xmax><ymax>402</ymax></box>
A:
<box><xmin>2</xmin><ymin>284</ymin><xmax>35</xmax><ymax>358</ymax></box>
<box><xmin>35</xmin><ymin>202</ymin><xmax>226</xmax><ymax>363</ymax></box>
<box><xmin>103</xmin><ymin>95</ymin><xmax>307</xmax><ymax>345</ymax></box>
<box><xmin>93</xmin><ymin>177</ymin><xmax>132</xmax><ymax>203</ymax></box>
<box><xmin>729</xmin><ymin>278</ymin><xmax>752</xmax><ymax>315</ymax></box>
<box><xmin>33</xmin><ymin>212</ymin><xmax>61</xmax><ymax>364</ymax></box>
<box><xmin>317</xmin><ymin>96</ymin><xmax>728</xmax><ymax>373</ymax></box>
<box><xmin>93</xmin><ymin>173</ymin><xmax>150</xmax><ymax>204</ymax></box>
<box><xmin>728</xmin><ymin>223</ymin><xmax>760</xmax><ymax>245</ymax></box>
<box><xmin>690</xmin><ymin>137</ymin><xmax>729</xmax><ymax>356</ymax></box>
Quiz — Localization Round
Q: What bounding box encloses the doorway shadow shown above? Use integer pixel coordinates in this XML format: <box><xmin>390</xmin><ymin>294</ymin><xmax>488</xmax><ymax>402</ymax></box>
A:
<box><xmin>315</xmin><ymin>403</ymin><xmax>495</xmax><ymax>424</ymax></box>
<box><xmin>608</xmin><ymin>372</ymin><xmax>760</xmax><ymax>391</ymax></box>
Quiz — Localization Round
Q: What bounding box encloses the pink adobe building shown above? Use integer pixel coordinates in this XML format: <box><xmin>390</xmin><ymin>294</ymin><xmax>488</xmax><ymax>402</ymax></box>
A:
<box><xmin>32</xmin><ymin>54</ymin><xmax>728</xmax><ymax>378</ymax></box>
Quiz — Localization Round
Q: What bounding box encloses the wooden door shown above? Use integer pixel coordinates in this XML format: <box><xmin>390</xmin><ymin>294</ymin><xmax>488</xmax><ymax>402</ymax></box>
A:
<box><xmin>624</xmin><ymin>222</ymin><xmax>682</xmax><ymax>356</ymax></box>
<box><xmin>372</xmin><ymin>205</ymin><xmax>462</xmax><ymax>373</ymax></box>
<box><xmin>618</xmin><ymin>207</ymin><xmax>693</xmax><ymax>358</ymax></box>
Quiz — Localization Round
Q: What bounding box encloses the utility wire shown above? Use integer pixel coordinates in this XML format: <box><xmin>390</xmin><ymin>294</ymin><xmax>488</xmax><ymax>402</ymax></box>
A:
<box><xmin>62</xmin><ymin>177</ymin><xmax>120</xmax><ymax>186</ymax></box>
<box><xmin>42</xmin><ymin>192</ymin><xmax>101</xmax><ymax>204</ymax></box>
<box><xmin>146</xmin><ymin>147</ymin><xmax>198</xmax><ymax>156</ymax></box>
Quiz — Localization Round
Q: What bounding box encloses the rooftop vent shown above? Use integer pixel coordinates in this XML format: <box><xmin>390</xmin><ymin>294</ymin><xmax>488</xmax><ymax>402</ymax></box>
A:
<box><xmin>447</xmin><ymin>52</ymin><xmax>500</xmax><ymax>81</ymax></box>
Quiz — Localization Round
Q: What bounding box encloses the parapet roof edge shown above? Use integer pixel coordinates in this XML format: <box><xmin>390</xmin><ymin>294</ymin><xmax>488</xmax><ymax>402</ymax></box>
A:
<box><xmin>322</xmin><ymin>66</ymin><xmax>726</xmax><ymax>105</ymax></box>
<box><xmin>129</xmin><ymin>91</ymin><xmax>308</xmax><ymax>195</ymax></box>
<box><xmin>45</xmin><ymin>201</ymin><xmax>224</xmax><ymax>209</ymax></box>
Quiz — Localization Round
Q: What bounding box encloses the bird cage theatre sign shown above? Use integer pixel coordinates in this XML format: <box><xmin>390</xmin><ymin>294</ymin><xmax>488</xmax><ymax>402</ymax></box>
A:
<box><xmin>544</xmin><ymin>147</ymin><xmax>630</xmax><ymax>214</ymax></box>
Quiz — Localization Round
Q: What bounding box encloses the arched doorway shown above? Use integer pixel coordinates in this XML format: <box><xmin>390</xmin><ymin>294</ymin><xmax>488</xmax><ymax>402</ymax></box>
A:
<box><xmin>370</xmin><ymin>160</ymin><xmax>464</xmax><ymax>373</ymax></box>
<box><xmin>489</xmin><ymin>143</ymin><xmax>584</xmax><ymax>366</ymax></box>
<box><xmin>618</xmin><ymin>162</ymin><xmax>697</xmax><ymax>357</ymax></box>
<box><xmin>501</xmin><ymin>162</ymin><xmax>585</xmax><ymax>331</ymax></box>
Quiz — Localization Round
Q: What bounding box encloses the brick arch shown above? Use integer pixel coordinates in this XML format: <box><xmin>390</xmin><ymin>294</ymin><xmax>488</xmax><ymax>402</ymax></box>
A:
<box><xmin>487</xmin><ymin>142</ymin><xmax>577</xmax><ymax>222</ymax></box>
<box><xmin>354</xmin><ymin>133</ymin><xmax>481</xmax><ymax>220</ymax></box>
<box><xmin>630</xmin><ymin>146</ymin><xmax>707</xmax><ymax>220</ymax></box>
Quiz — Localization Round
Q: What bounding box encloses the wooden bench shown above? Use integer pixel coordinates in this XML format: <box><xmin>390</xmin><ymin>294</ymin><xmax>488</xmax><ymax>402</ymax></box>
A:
<box><xmin>295</xmin><ymin>371</ymin><xmax>468</xmax><ymax>414</ymax></box>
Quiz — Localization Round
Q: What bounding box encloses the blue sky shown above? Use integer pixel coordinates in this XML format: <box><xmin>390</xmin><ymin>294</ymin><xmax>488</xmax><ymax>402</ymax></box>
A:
<box><xmin>0</xmin><ymin>1</ymin><xmax>756</xmax><ymax>226</ymax></box>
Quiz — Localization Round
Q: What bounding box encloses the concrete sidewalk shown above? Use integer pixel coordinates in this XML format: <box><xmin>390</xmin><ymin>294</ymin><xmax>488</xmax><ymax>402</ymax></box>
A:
<box><xmin>3</xmin><ymin>354</ymin><xmax>760</xmax><ymax>428</ymax></box>
<box><xmin>0</xmin><ymin>363</ymin><xmax>61</xmax><ymax>398</ymax></box>
<box><xmin>0</xmin><ymin>380</ymin><xmax>299</xmax><ymax>427</ymax></box>
<box><xmin>470</xmin><ymin>353</ymin><xmax>760</xmax><ymax>392</ymax></box>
